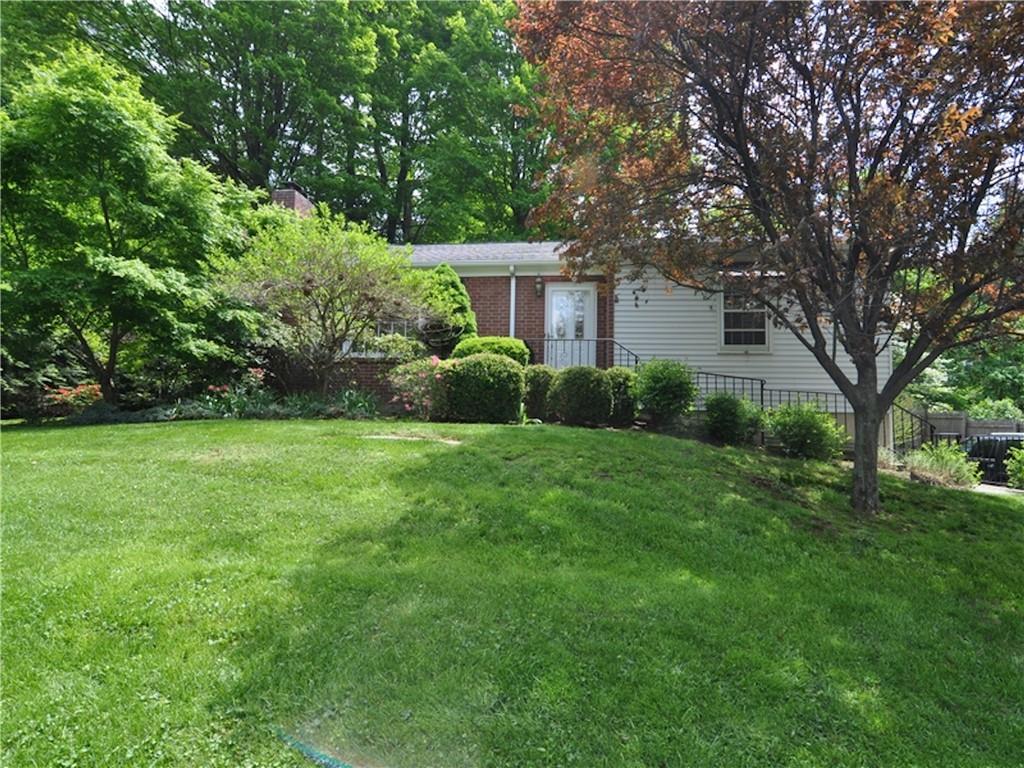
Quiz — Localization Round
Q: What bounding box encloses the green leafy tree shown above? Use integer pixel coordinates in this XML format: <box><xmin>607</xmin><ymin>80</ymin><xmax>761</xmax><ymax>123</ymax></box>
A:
<box><xmin>219</xmin><ymin>210</ymin><xmax>424</xmax><ymax>395</ymax></box>
<box><xmin>1</xmin><ymin>47</ymin><xmax>256</xmax><ymax>404</ymax></box>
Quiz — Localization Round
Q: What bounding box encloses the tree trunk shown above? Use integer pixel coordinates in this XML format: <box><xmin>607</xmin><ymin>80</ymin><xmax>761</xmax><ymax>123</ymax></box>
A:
<box><xmin>851</xmin><ymin>400</ymin><xmax>882</xmax><ymax>516</ymax></box>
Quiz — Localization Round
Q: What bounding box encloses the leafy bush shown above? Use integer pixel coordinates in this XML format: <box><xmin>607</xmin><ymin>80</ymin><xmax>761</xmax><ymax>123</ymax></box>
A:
<box><xmin>363</xmin><ymin>333</ymin><xmax>427</xmax><ymax>363</ymax></box>
<box><xmin>438</xmin><ymin>353</ymin><xmax>524</xmax><ymax>423</ymax></box>
<box><xmin>524</xmin><ymin>365</ymin><xmax>556</xmax><ymax>420</ymax></box>
<box><xmin>967</xmin><ymin>398</ymin><xmax>1024</xmax><ymax>421</ymax></box>
<box><xmin>1006</xmin><ymin>446</ymin><xmax>1024</xmax><ymax>489</ymax></box>
<box><xmin>767</xmin><ymin>403</ymin><xmax>847</xmax><ymax>460</ymax></box>
<box><xmin>634</xmin><ymin>359</ymin><xmax>697</xmax><ymax>426</ymax></box>
<box><xmin>547</xmin><ymin>366</ymin><xmax>612</xmax><ymax>426</ymax></box>
<box><xmin>704</xmin><ymin>392</ymin><xmax>763</xmax><ymax>444</ymax></box>
<box><xmin>44</xmin><ymin>383</ymin><xmax>102</xmax><ymax>415</ymax></box>
<box><xmin>388</xmin><ymin>356</ymin><xmax>447</xmax><ymax>420</ymax></box>
<box><xmin>606</xmin><ymin>366</ymin><xmax>637</xmax><ymax>427</ymax></box>
<box><xmin>421</xmin><ymin>263</ymin><xmax>478</xmax><ymax>353</ymax></box>
<box><xmin>450</xmin><ymin>336</ymin><xmax>530</xmax><ymax>366</ymax></box>
<box><xmin>905</xmin><ymin>442</ymin><xmax>982</xmax><ymax>488</ymax></box>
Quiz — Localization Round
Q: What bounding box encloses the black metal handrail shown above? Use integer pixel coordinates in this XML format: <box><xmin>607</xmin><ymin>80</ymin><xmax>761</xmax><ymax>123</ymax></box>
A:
<box><xmin>693</xmin><ymin>370</ymin><xmax>766</xmax><ymax>409</ymax></box>
<box><xmin>521</xmin><ymin>338</ymin><xmax>641</xmax><ymax>369</ymax></box>
<box><xmin>892</xmin><ymin>402</ymin><xmax>935</xmax><ymax>453</ymax></box>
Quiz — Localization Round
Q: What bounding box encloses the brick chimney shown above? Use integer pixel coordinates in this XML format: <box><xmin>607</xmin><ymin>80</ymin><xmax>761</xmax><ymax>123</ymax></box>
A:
<box><xmin>270</xmin><ymin>182</ymin><xmax>314</xmax><ymax>216</ymax></box>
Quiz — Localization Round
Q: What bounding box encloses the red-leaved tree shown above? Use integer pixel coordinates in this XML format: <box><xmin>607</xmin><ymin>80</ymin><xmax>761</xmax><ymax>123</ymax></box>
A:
<box><xmin>515</xmin><ymin>1</ymin><xmax>1024</xmax><ymax>515</ymax></box>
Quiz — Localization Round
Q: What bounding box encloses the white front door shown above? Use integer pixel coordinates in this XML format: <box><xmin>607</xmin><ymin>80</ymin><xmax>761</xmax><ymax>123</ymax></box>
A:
<box><xmin>546</xmin><ymin>283</ymin><xmax>597</xmax><ymax>368</ymax></box>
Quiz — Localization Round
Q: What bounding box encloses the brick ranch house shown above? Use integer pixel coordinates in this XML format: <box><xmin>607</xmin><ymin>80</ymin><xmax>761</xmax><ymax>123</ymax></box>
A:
<box><xmin>275</xmin><ymin>187</ymin><xmax>920</xmax><ymax>448</ymax></box>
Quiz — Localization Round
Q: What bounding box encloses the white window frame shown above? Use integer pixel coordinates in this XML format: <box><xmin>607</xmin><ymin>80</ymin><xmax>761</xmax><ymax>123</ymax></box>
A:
<box><xmin>719</xmin><ymin>288</ymin><xmax>771</xmax><ymax>353</ymax></box>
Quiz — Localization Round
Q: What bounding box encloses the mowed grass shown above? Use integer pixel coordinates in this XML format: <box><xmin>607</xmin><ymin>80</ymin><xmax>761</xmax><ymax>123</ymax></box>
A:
<box><xmin>2</xmin><ymin>420</ymin><xmax>1023</xmax><ymax>767</ymax></box>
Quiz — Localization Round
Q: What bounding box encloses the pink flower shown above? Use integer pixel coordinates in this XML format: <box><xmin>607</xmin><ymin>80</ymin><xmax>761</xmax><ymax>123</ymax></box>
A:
<box><xmin>404</xmin><ymin>403</ymin><xmax>412</xmax><ymax>411</ymax></box>
<box><xmin>430</xmin><ymin>355</ymin><xmax>441</xmax><ymax>366</ymax></box>
<box><xmin>434</xmin><ymin>373</ymin><xmax>442</xmax><ymax>380</ymax></box>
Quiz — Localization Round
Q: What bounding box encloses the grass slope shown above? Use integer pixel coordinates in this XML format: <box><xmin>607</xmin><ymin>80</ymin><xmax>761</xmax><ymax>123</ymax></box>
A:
<box><xmin>2</xmin><ymin>420</ymin><xmax>1023</xmax><ymax>767</ymax></box>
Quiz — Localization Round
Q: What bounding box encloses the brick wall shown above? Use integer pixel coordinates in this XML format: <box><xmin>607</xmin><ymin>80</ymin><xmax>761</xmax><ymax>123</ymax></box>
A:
<box><xmin>348</xmin><ymin>359</ymin><xmax>398</xmax><ymax>408</ymax></box>
<box><xmin>462</xmin><ymin>273</ymin><xmax>614</xmax><ymax>366</ymax></box>
<box><xmin>270</xmin><ymin>188</ymin><xmax>314</xmax><ymax>216</ymax></box>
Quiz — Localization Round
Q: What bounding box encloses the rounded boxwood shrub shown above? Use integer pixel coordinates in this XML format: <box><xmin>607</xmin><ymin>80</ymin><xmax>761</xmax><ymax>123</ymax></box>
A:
<box><xmin>704</xmin><ymin>392</ymin><xmax>764</xmax><ymax>444</ymax></box>
<box><xmin>547</xmin><ymin>366</ymin><xmax>612</xmax><ymax>426</ymax></box>
<box><xmin>524</xmin><ymin>364</ymin><xmax>556</xmax><ymax>420</ymax></box>
<box><xmin>606</xmin><ymin>366</ymin><xmax>637</xmax><ymax>426</ymax></box>
<box><xmin>439</xmin><ymin>353</ymin><xmax>524</xmax><ymax>423</ymax></box>
<box><xmin>634</xmin><ymin>359</ymin><xmax>697</xmax><ymax>426</ymax></box>
<box><xmin>450</xmin><ymin>336</ymin><xmax>530</xmax><ymax>366</ymax></box>
<box><xmin>766</xmin><ymin>403</ymin><xmax>847</xmax><ymax>460</ymax></box>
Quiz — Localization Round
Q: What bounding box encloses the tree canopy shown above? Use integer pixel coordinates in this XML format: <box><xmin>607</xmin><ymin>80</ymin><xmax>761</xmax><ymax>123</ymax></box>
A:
<box><xmin>34</xmin><ymin>0</ymin><xmax>550</xmax><ymax>243</ymax></box>
<box><xmin>1</xmin><ymin>47</ymin><xmax>256</xmax><ymax>404</ymax></box>
<box><xmin>516</xmin><ymin>1</ymin><xmax>1024</xmax><ymax>514</ymax></box>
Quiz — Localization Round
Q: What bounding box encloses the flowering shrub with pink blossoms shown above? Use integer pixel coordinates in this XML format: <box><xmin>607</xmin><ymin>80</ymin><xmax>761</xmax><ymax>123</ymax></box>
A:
<box><xmin>388</xmin><ymin>355</ymin><xmax>449</xmax><ymax>420</ymax></box>
<box><xmin>44</xmin><ymin>383</ymin><xmax>103</xmax><ymax>415</ymax></box>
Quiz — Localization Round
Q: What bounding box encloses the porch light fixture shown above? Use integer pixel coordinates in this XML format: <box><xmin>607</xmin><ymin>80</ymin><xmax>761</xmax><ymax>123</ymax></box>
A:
<box><xmin>534</xmin><ymin>276</ymin><xmax>544</xmax><ymax>297</ymax></box>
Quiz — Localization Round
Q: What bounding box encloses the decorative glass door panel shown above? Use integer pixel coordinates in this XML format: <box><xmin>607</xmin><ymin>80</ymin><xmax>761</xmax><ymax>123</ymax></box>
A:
<box><xmin>546</xmin><ymin>285</ymin><xmax>596</xmax><ymax>368</ymax></box>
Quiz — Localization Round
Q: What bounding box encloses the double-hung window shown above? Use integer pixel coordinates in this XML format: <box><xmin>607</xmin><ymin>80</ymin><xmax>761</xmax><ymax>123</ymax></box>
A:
<box><xmin>722</xmin><ymin>289</ymin><xmax>768</xmax><ymax>349</ymax></box>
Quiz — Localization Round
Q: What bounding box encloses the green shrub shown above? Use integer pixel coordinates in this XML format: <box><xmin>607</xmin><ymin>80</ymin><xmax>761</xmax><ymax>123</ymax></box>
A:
<box><xmin>905</xmin><ymin>442</ymin><xmax>982</xmax><ymax>488</ymax></box>
<box><xmin>767</xmin><ymin>403</ymin><xmax>847</xmax><ymax>460</ymax></box>
<box><xmin>388</xmin><ymin>356</ymin><xmax>447</xmax><ymax>420</ymax></box>
<box><xmin>421</xmin><ymin>263</ymin><xmax>478</xmax><ymax>353</ymax></box>
<box><xmin>634</xmin><ymin>359</ymin><xmax>697</xmax><ymax>426</ymax></box>
<box><xmin>524</xmin><ymin>365</ymin><xmax>556</xmax><ymax>420</ymax></box>
<box><xmin>438</xmin><ymin>353</ymin><xmax>524</xmax><ymax>423</ymax></box>
<box><xmin>704</xmin><ymin>392</ymin><xmax>763</xmax><ymax>444</ymax></box>
<box><xmin>1006</xmin><ymin>446</ymin><xmax>1024</xmax><ymax>489</ymax></box>
<box><xmin>547</xmin><ymin>366</ymin><xmax>612</xmax><ymax>426</ymax></box>
<box><xmin>450</xmin><ymin>336</ymin><xmax>530</xmax><ymax>366</ymax></box>
<box><xmin>363</xmin><ymin>333</ymin><xmax>427</xmax><ymax>363</ymax></box>
<box><xmin>606</xmin><ymin>366</ymin><xmax>637</xmax><ymax>426</ymax></box>
<box><xmin>967</xmin><ymin>398</ymin><xmax>1024</xmax><ymax>421</ymax></box>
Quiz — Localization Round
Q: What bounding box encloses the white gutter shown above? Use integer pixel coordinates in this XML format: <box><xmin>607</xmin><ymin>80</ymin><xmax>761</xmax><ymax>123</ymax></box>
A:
<box><xmin>508</xmin><ymin>264</ymin><xmax>516</xmax><ymax>337</ymax></box>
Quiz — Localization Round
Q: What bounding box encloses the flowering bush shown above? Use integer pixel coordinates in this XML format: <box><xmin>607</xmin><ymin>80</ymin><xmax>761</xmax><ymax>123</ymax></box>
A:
<box><xmin>44</xmin><ymin>383</ymin><xmax>102</xmax><ymax>415</ymax></box>
<box><xmin>388</xmin><ymin>355</ymin><xmax>447</xmax><ymax>420</ymax></box>
<box><xmin>194</xmin><ymin>367</ymin><xmax>274</xmax><ymax>418</ymax></box>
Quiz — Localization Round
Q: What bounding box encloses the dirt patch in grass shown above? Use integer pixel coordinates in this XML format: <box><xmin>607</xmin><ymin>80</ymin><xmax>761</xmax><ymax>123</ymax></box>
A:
<box><xmin>361</xmin><ymin>434</ymin><xmax>462</xmax><ymax>446</ymax></box>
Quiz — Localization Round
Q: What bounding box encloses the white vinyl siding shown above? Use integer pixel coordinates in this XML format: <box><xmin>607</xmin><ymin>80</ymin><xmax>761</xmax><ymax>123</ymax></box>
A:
<box><xmin>614</xmin><ymin>272</ymin><xmax>893</xmax><ymax>395</ymax></box>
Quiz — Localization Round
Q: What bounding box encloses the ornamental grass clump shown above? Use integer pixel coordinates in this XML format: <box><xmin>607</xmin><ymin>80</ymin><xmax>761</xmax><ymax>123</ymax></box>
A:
<box><xmin>905</xmin><ymin>442</ymin><xmax>982</xmax><ymax>488</ymax></box>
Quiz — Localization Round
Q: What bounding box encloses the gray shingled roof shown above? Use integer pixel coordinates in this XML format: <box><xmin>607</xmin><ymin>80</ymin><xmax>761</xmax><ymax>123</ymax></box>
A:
<box><xmin>409</xmin><ymin>241</ymin><xmax>565</xmax><ymax>266</ymax></box>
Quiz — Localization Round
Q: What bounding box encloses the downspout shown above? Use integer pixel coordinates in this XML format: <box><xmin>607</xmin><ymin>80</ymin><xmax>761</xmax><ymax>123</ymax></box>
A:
<box><xmin>509</xmin><ymin>264</ymin><xmax>516</xmax><ymax>337</ymax></box>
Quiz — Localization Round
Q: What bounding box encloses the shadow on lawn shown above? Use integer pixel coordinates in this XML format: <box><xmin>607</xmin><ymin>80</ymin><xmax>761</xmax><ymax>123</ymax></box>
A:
<box><xmin>220</xmin><ymin>426</ymin><xmax>1024</xmax><ymax>767</ymax></box>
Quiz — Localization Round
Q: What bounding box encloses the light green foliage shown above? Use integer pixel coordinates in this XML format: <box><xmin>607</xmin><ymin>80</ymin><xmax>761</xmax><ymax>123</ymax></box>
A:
<box><xmin>219</xmin><ymin>210</ymin><xmax>422</xmax><ymax>394</ymax></box>
<box><xmin>1006</xmin><ymin>446</ymin><xmax>1024</xmax><ymax>489</ymax></box>
<box><xmin>1</xmin><ymin>47</ymin><xmax>256</xmax><ymax>403</ymax></box>
<box><xmin>905</xmin><ymin>442</ymin><xmax>982</xmax><ymax>488</ymax></box>
<box><xmin>704</xmin><ymin>392</ymin><xmax>764</xmax><ymax>445</ymax></box>
<box><xmin>363</xmin><ymin>333</ymin><xmax>428</xmax><ymax>363</ymax></box>
<box><xmin>420</xmin><ymin>263</ymin><xmax>478</xmax><ymax>352</ymax></box>
<box><xmin>450</xmin><ymin>336</ymin><xmax>530</xmax><ymax>366</ymax></box>
<box><xmin>767</xmin><ymin>404</ymin><xmax>847</xmax><ymax>460</ymax></box>
<box><xmin>3</xmin><ymin>421</ymin><xmax>1023</xmax><ymax>766</ymax></box>
<box><xmin>967</xmin><ymin>398</ymin><xmax>1024</xmax><ymax>421</ymax></box>
<box><xmin>605</xmin><ymin>366</ymin><xmax>637</xmax><ymax>426</ymax></box>
<box><xmin>634</xmin><ymin>359</ymin><xmax>698</xmax><ymax>426</ymax></box>
<box><xmin>547</xmin><ymin>366</ymin><xmax>613</xmax><ymax>426</ymax></box>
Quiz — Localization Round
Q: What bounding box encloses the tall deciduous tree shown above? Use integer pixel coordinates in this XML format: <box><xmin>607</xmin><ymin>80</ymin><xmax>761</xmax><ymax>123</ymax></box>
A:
<box><xmin>516</xmin><ymin>1</ymin><xmax>1024</xmax><ymax>514</ymax></box>
<box><xmin>1</xmin><ymin>47</ymin><xmax>255</xmax><ymax>404</ymax></box>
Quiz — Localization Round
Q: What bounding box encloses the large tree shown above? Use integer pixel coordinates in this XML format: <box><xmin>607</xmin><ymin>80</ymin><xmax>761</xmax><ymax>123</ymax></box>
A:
<box><xmin>1</xmin><ymin>47</ymin><xmax>255</xmax><ymax>404</ymax></box>
<box><xmin>516</xmin><ymin>1</ymin><xmax>1024</xmax><ymax>515</ymax></box>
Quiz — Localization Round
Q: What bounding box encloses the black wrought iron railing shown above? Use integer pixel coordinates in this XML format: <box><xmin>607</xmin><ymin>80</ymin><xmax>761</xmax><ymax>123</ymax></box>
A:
<box><xmin>521</xmin><ymin>338</ymin><xmax>641</xmax><ymax>369</ymax></box>
<box><xmin>892</xmin><ymin>402</ymin><xmax>935</xmax><ymax>454</ymax></box>
<box><xmin>693</xmin><ymin>370</ymin><xmax>766</xmax><ymax>409</ymax></box>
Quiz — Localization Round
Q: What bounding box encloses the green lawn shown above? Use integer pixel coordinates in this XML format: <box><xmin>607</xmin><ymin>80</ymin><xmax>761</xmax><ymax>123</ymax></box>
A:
<box><xmin>2</xmin><ymin>420</ymin><xmax>1022</xmax><ymax>767</ymax></box>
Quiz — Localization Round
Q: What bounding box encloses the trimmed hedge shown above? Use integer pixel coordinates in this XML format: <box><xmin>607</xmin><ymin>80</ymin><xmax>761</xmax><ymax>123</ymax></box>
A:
<box><xmin>439</xmin><ymin>353</ymin><xmax>525</xmax><ymax>423</ymax></box>
<box><xmin>704</xmin><ymin>392</ymin><xmax>763</xmax><ymax>444</ymax></box>
<box><xmin>547</xmin><ymin>366</ymin><xmax>612</xmax><ymax>426</ymax></box>
<box><xmin>634</xmin><ymin>359</ymin><xmax>697</xmax><ymax>426</ymax></box>
<box><xmin>450</xmin><ymin>336</ymin><xmax>530</xmax><ymax>366</ymax></box>
<box><xmin>606</xmin><ymin>366</ymin><xmax>637</xmax><ymax>426</ymax></box>
<box><xmin>766</xmin><ymin>403</ymin><xmax>846</xmax><ymax>460</ymax></box>
<box><xmin>524</xmin><ymin>364</ymin><xmax>556</xmax><ymax>420</ymax></box>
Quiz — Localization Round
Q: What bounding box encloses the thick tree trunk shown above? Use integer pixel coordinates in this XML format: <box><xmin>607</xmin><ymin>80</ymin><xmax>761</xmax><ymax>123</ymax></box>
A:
<box><xmin>851</xmin><ymin>399</ymin><xmax>882</xmax><ymax>516</ymax></box>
